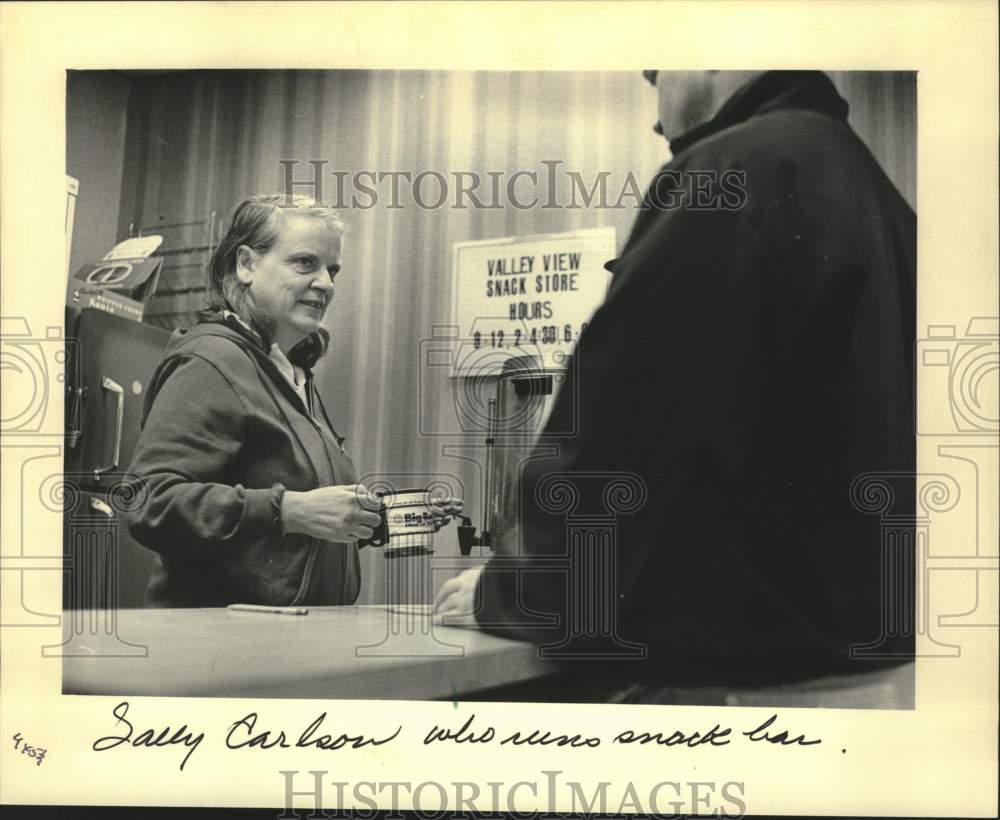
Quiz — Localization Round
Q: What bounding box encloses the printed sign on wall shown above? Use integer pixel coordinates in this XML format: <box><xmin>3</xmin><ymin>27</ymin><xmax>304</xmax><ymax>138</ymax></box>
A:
<box><xmin>451</xmin><ymin>227</ymin><xmax>615</xmax><ymax>375</ymax></box>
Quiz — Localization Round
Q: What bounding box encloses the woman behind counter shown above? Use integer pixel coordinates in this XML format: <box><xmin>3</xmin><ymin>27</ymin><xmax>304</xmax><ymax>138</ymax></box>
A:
<box><xmin>127</xmin><ymin>194</ymin><xmax>454</xmax><ymax>607</ymax></box>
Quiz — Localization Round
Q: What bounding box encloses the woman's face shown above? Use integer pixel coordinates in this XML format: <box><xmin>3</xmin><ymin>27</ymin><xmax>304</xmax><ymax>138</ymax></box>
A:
<box><xmin>237</xmin><ymin>213</ymin><xmax>343</xmax><ymax>351</ymax></box>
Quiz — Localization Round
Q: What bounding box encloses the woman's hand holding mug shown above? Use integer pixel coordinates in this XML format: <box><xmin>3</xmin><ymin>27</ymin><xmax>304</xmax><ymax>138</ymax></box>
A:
<box><xmin>281</xmin><ymin>484</ymin><xmax>383</xmax><ymax>542</ymax></box>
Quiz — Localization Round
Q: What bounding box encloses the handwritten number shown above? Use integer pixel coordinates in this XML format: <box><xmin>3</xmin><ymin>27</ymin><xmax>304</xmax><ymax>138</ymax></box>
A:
<box><xmin>12</xmin><ymin>732</ymin><xmax>46</xmax><ymax>765</ymax></box>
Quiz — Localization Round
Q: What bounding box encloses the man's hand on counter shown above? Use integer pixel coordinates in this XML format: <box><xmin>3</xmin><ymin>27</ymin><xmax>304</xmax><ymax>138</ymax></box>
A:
<box><xmin>432</xmin><ymin>565</ymin><xmax>484</xmax><ymax>627</ymax></box>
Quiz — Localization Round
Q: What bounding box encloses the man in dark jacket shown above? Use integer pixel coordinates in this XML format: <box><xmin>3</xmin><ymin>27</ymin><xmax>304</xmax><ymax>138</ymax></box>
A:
<box><xmin>434</xmin><ymin>71</ymin><xmax>916</xmax><ymax>689</ymax></box>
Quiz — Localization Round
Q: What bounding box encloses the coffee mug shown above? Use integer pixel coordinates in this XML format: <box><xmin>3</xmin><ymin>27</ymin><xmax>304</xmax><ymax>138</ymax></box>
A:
<box><xmin>363</xmin><ymin>488</ymin><xmax>437</xmax><ymax>557</ymax></box>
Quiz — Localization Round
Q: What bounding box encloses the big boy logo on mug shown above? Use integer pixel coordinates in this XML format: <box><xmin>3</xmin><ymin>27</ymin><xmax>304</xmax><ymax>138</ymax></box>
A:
<box><xmin>372</xmin><ymin>489</ymin><xmax>437</xmax><ymax>557</ymax></box>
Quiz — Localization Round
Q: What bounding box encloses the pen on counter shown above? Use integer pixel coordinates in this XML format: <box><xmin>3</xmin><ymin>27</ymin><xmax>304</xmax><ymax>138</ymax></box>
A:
<box><xmin>227</xmin><ymin>603</ymin><xmax>309</xmax><ymax>616</ymax></box>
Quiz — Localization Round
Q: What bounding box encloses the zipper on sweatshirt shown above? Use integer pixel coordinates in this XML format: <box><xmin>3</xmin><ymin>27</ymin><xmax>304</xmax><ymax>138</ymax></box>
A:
<box><xmin>305</xmin><ymin>375</ymin><xmax>351</xmax><ymax>603</ymax></box>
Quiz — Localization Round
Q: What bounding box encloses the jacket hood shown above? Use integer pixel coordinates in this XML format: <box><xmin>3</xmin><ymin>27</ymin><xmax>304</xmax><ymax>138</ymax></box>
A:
<box><xmin>143</xmin><ymin>313</ymin><xmax>347</xmax><ymax>448</ymax></box>
<box><xmin>668</xmin><ymin>70</ymin><xmax>849</xmax><ymax>157</ymax></box>
<box><xmin>145</xmin><ymin>316</ymin><xmax>307</xmax><ymax>426</ymax></box>
<box><xmin>162</xmin><ymin>314</ymin><xmax>267</xmax><ymax>359</ymax></box>
<box><xmin>163</xmin><ymin>308</ymin><xmax>330</xmax><ymax>370</ymax></box>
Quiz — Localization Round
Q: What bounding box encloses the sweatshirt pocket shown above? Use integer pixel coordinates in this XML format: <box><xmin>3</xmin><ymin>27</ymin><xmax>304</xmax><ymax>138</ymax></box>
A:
<box><xmin>289</xmin><ymin>538</ymin><xmax>320</xmax><ymax>606</ymax></box>
<box><xmin>214</xmin><ymin>531</ymin><xmax>315</xmax><ymax>605</ymax></box>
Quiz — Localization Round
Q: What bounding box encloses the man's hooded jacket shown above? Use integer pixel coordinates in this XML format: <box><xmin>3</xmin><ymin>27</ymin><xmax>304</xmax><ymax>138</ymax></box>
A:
<box><xmin>475</xmin><ymin>71</ymin><xmax>917</xmax><ymax>684</ymax></box>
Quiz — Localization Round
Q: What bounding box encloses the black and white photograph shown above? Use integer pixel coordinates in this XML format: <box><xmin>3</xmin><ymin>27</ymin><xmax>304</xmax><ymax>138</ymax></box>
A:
<box><xmin>1</xmin><ymin>2</ymin><xmax>997</xmax><ymax>818</ymax></box>
<box><xmin>56</xmin><ymin>64</ymin><xmax>920</xmax><ymax>707</ymax></box>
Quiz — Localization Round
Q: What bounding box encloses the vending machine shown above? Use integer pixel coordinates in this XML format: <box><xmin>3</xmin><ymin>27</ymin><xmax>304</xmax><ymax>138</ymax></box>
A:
<box><xmin>63</xmin><ymin>306</ymin><xmax>169</xmax><ymax>610</ymax></box>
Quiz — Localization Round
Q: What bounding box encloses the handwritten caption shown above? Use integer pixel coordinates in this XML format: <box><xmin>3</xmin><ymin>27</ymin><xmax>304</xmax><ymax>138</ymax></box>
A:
<box><xmin>92</xmin><ymin>701</ymin><xmax>823</xmax><ymax>772</ymax></box>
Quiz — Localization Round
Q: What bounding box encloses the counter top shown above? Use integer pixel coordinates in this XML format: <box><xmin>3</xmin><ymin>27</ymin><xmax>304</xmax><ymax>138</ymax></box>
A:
<box><xmin>62</xmin><ymin>605</ymin><xmax>555</xmax><ymax>700</ymax></box>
